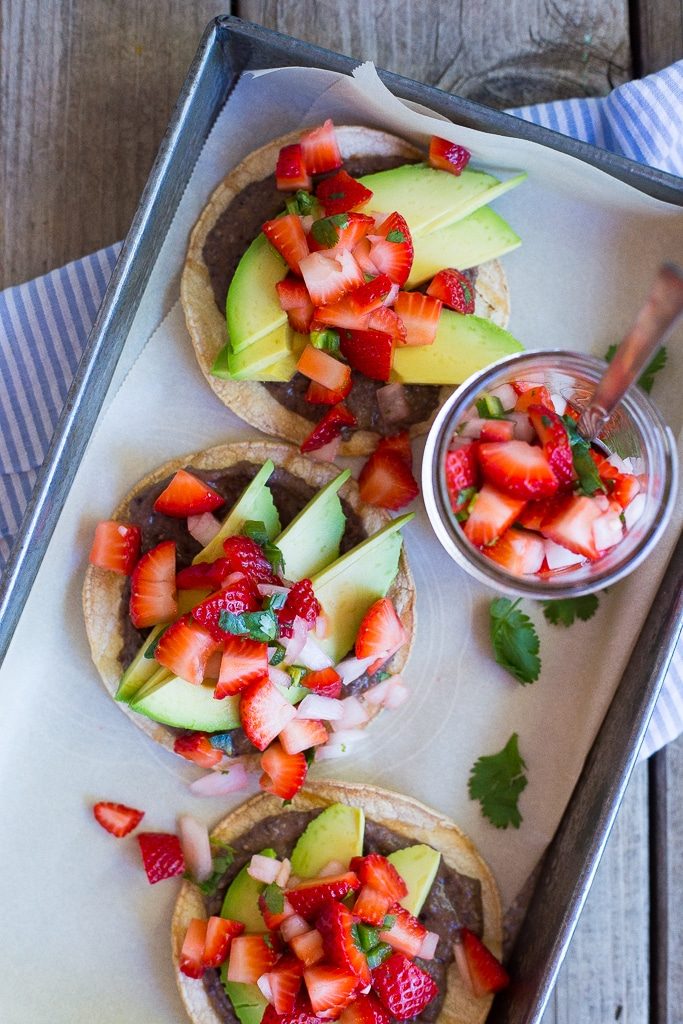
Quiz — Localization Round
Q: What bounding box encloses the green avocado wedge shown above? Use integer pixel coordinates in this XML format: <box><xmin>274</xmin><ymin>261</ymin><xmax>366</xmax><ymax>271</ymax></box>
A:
<box><xmin>227</xmin><ymin>233</ymin><xmax>287</xmax><ymax>352</ymax></box>
<box><xmin>129</xmin><ymin>670</ymin><xmax>241</xmax><ymax>732</ymax></box>
<box><xmin>387</xmin><ymin>844</ymin><xmax>442</xmax><ymax>916</ymax></box>
<box><xmin>408</xmin><ymin>206</ymin><xmax>522</xmax><ymax>287</ymax></box>
<box><xmin>276</xmin><ymin>470</ymin><xmax>351</xmax><ymax>581</ymax></box>
<box><xmin>290</xmin><ymin>804</ymin><xmax>365</xmax><ymax>879</ymax></box>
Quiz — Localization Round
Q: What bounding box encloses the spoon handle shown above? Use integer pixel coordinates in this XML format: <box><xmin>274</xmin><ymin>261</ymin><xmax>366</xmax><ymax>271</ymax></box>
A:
<box><xmin>578</xmin><ymin>263</ymin><xmax>683</xmax><ymax>439</ymax></box>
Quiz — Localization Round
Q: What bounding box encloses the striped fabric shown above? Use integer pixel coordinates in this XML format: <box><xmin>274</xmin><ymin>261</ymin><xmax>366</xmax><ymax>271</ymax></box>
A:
<box><xmin>0</xmin><ymin>67</ymin><xmax>681</xmax><ymax>757</ymax></box>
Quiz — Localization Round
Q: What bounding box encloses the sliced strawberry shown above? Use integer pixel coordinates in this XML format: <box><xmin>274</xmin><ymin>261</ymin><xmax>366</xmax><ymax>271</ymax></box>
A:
<box><xmin>227</xmin><ymin>934</ymin><xmax>278</xmax><ymax>984</ymax></box>
<box><xmin>379</xmin><ymin>903</ymin><xmax>427</xmax><ymax>958</ymax></box>
<box><xmin>445</xmin><ymin>444</ymin><xmax>478</xmax><ymax>514</ymax></box>
<box><xmin>269</xmin><ymin>956</ymin><xmax>305</xmax><ymax>1014</ymax></box>
<box><xmin>173</xmin><ymin>732</ymin><xmax>223</xmax><ymax>768</ymax></box>
<box><xmin>222</xmin><ymin>535</ymin><xmax>280</xmax><ymax>586</ymax></box>
<box><xmin>300</xmin><ymin>404</ymin><xmax>357</xmax><ymax>454</ymax></box>
<box><xmin>304</xmin><ymin>964</ymin><xmax>359</xmax><ymax>1019</ymax></box>
<box><xmin>540</xmin><ymin>494</ymin><xmax>603</xmax><ymax>560</ymax></box>
<box><xmin>176</xmin><ymin>557</ymin><xmax>232</xmax><ymax>591</ymax></box>
<box><xmin>154</xmin><ymin>615</ymin><xmax>219</xmax><ymax>686</ymax></box>
<box><xmin>258</xmin><ymin>888</ymin><xmax>291</xmax><ymax>931</ymax></box>
<box><xmin>354</xmin><ymin>599</ymin><xmax>407</xmax><ymax>674</ymax></box>
<box><xmin>215</xmin><ymin>637</ymin><xmax>269</xmax><ymax>699</ymax></box>
<box><xmin>93</xmin><ymin>801</ymin><xmax>144</xmax><ymax>838</ymax></box>
<box><xmin>202</xmin><ymin>916</ymin><xmax>245</xmax><ymax>968</ymax></box>
<box><xmin>279</xmin><ymin>717</ymin><xmax>328</xmax><ymax>755</ymax></box>
<box><xmin>276</xmin><ymin>144</ymin><xmax>313</xmax><ymax>191</ymax></box>
<box><xmin>367</xmin><ymin>213</ymin><xmax>413</xmax><ymax>286</ymax></box>
<box><xmin>279</xmin><ymin>578</ymin><xmax>321</xmax><ymax>635</ymax></box>
<box><xmin>375</xmin><ymin>432</ymin><xmax>412</xmax><ymax>468</ymax></box>
<box><xmin>478</xmin><ymin>420</ymin><xmax>515</xmax><ymax>443</ymax></box>
<box><xmin>290</xmin><ymin>929</ymin><xmax>325</xmax><ymax>967</ymax></box>
<box><xmin>315</xmin><ymin>294</ymin><xmax>372</xmax><ymax>331</ymax></box>
<box><xmin>302</xmin><ymin>667</ymin><xmax>342</xmax><ymax>698</ymax></box>
<box><xmin>153</xmin><ymin>470</ymin><xmax>224</xmax><ymax>518</ymax></box>
<box><xmin>316</xmin><ymin>169</ymin><xmax>373</xmax><ymax>214</ymax></box>
<box><xmin>514</xmin><ymin>385</ymin><xmax>553</xmax><ymax>413</ymax></box>
<box><xmin>305</xmin><ymin>379</ymin><xmax>351</xmax><ymax>406</ymax></box>
<box><xmin>277</xmin><ymin>275</ymin><xmax>313</xmax><ymax>310</ymax></box>
<box><xmin>89</xmin><ymin>521</ymin><xmax>141</xmax><ymax>575</ymax></box>
<box><xmin>612</xmin><ymin>473</ymin><xmax>641</xmax><ymax>508</ymax></box>
<box><xmin>339</xmin><ymin>328</ymin><xmax>394</xmax><ymax>382</ymax></box>
<box><xmin>428</xmin><ymin>136</ymin><xmax>471</xmax><ymax>175</ymax></box>
<box><xmin>309</xmin><ymin>213</ymin><xmax>374</xmax><ymax>253</ymax></box>
<box><xmin>191</xmin><ymin>580</ymin><xmax>260</xmax><ymax>641</ymax></box>
<box><xmin>180</xmin><ymin>918</ymin><xmax>208</xmax><ymax>978</ymax></box>
<box><xmin>241</xmin><ymin>677</ymin><xmax>297</xmax><ymax>751</ymax></box>
<box><xmin>317</xmin><ymin>901</ymin><xmax>371</xmax><ymax>986</ymax></box>
<box><xmin>339</xmin><ymin>993</ymin><xmax>391</xmax><ymax>1024</ymax></box>
<box><xmin>137</xmin><ymin>832</ymin><xmax>185</xmax><ymax>884</ymax></box>
<box><xmin>483</xmin><ymin>527</ymin><xmax>546</xmax><ymax>576</ymax></box>
<box><xmin>463</xmin><ymin>485</ymin><xmax>526</xmax><ymax>547</ymax></box>
<box><xmin>261</xmin><ymin>1003</ymin><xmax>321</xmax><ymax>1024</ymax></box>
<box><xmin>346</xmin><ymin>274</ymin><xmax>394</xmax><ymax>315</ymax></box>
<box><xmin>358</xmin><ymin>449</ymin><xmax>419</xmax><ymax>510</ymax></box>
<box><xmin>456</xmin><ymin>928</ymin><xmax>509</xmax><ymax>997</ymax></box>
<box><xmin>352</xmin><ymin>885</ymin><xmax>393</xmax><ymax>926</ymax></box>
<box><xmin>478</xmin><ymin>440</ymin><xmax>559</xmax><ymax>500</ymax></box>
<box><xmin>393</xmin><ymin>291</ymin><xmax>442</xmax><ymax>347</ymax></box>
<box><xmin>260</xmin><ymin>740</ymin><xmax>308</xmax><ymax>800</ymax></box>
<box><xmin>333</xmin><ymin>212</ymin><xmax>375</xmax><ymax>250</ymax></box>
<box><xmin>297</xmin><ymin>344</ymin><xmax>352</xmax><ymax>394</ymax></box>
<box><xmin>263</xmin><ymin>215</ymin><xmax>310</xmax><ymax>275</ymax></box>
<box><xmin>353</xmin><ymin>237</ymin><xmax>380</xmax><ymax>277</ymax></box>
<box><xmin>349</xmin><ymin>854</ymin><xmax>407</xmax><ymax>902</ymax></box>
<box><xmin>129</xmin><ymin>540</ymin><xmax>177</xmax><ymax>629</ymax></box>
<box><xmin>366</xmin><ymin>305</ymin><xmax>407</xmax><ymax>344</ymax></box>
<box><xmin>426</xmin><ymin>268</ymin><xmax>475</xmax><ymax>313</ymax></box>
<box><xmin>300</xmin><ymin>120</ymin><xmax>343</xmax><ymax>175</ymax></box>
<box><xmin>527</xmin><ymin>405</ymin><xmax>575</xmax><ymax>487</ymax></box>
<box><xmin>516</xmin><ymin>495</ymin><xmax>564</xmax><ymax>532</ymax></box>
<box><xmin>287</xmin><ymin>873</ymin><xmax>361</xmax><ymax>920</ymax></box>
<box><xmin>288</xmin><ymin>306</ymin><xmax>316</xmax><ymax>334</ymax></box>
<box><xmin>299</xmin><ymin>249</ymin><xmax>364</xmax><ymax>307</ymax></box>
<box><xmin>371</xmin><ymin>954</ymin><xmax>438</xmax><ymax>1020</ymax></box>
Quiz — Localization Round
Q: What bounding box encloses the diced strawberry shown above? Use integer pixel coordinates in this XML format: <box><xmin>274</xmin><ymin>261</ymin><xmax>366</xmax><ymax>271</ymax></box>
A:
<box><xmin>367</xmin><ymin>213</ymin><xmax>413</xmax><ymax>286</ymax></box>
<box><xmin>173</xmin><ymin>731</ymin><xmax>223</xmax><ymax>768</ymax></box>
<box><xmin>299</xmin><ymin>249</ymin><xmax>364</xmax><ymax>306</ymax></box>
<box><xmin>479</xmin><ymin>419</ymin><xmax>515</xmax><ymax>443</ymax></box>
<box><xmin>288</xmin><ymin>306</ymin><xmax>316</xmax><ymax>334</ymax></box>
<box><xmin>300</xmin><ymin>120</ymin><xmax>343</xmax><ymax>175</ymax></box>
<box><xmin>483</xmin><ymin>527</ymin><xmax>546</xmax><ymax>576</ymax></box>
<box><xmin>516</xmin><ymin>496</ymin><xmax>563</xmax><ymax>532</ymax></box>
<box><xmin>478</xmin><ymin>440</ymin><xmax>559</xmax><ymax>500</ymax></box>
<box><xmin>202</xmin><ymin>916</ymin><xmax>245</xmax><ymax>969</ymax></box>
<box><xmin>129</xmin><ymin>540</ymin><xmax>177</xmax><ymax>629</ymax></box>
<box><xmin>317</xmin><ymin>901</ymin><xmax>371</xmax><ymax>986</ymax></box>
<box><xmin>89</xmin><ymin>521</ymin><xmax>141</xmax><ymax>575</ymax></box>
<box><xmin>263</xmin><ymin>215</ymin><xmax>310</xmax><ymax>275</ymax></box>
<box><xmin>333</xmin><ymin>212</ymin><xmax>375</xmax><ymax>250</ymax></box>
<box><xmin>215</xmin><ymin>637</ymin><xmax>269</xmax><ymax>699</ymax></box>
<box><xmin>154</xmin><ymin>470</ymin><xmax>224</xmax><ymax>518</ymax></box>
<box><xmin>180</xmin><ymin>918</ymin><xmax>208</xmax><ymax>978</ymax></box>
<box><xmin>463</xmin><ymin>485</ymin><xmax>526</xmax><ymax>547</ymax></box>
<box><xmin>355</xmin><ymin>598</ymin><xmax>407</xmax><ymax>676</ymax></box>
<box><xmin>528</xmin><ymin>405</ymin><xmax>575</xmax><ymax>488</ymax></box>
<box><xmin>339</xmin><ymin>993</ymin><xmax>391</xmax><ymax>1024</ymax></box>
<box><xmin>371</xmin><ymin>954</ymin><xmax>438</xmax><ymax>1020</ymax></box>
<box><xmin>277</xmin><ymin>275</ymin><xmax>312</xmax><ymax>310</ymax></box>
<box><xmin>309</xmin><ymin>213</ymin><xmax>374</xmax><ymax>254</ymax></box>
<box><xmin>379</xmin><ymin>903</ymin><xmax>427</xmax><ymax>958</ymax></box>
<box><xmin>612</xmin><ymin>473</ymin><xmax>641</xmax><ymax>508</ymax></box>
<box><xmin>514</xmin><ymin>385</ymin><xmax>553</xmax><ymax>413</ymax></box>
<box><xmin>353</xmin><ymin>237</ymin><xmax>380</xmax><ymax>277</ymax></box>
<box><xmin>297</xmin><ymin>344</ymin><xmax>352</xmax><ymax>394</ymax></box>
<box><xmin>455</xmin><ymin>928</ymin><xmax>509</xmax><ymax>997</ymax></box>
<box><xmin>428</xmin><ymin>136</ymin><xmax>471</xmax><ymax>176</ymax></box>
<box><xmin>227</xmin><ymin>934</ymin><xmax>278</xmax><ymax>984</ymax></box>
<box><xmin>315</xmin><ymin>294</ymin><xmax>372</xmax><ymax>331</ymax></box>
<box><xmin>592</xmin><ymin>500</ymin><xmax>625</xmax><ymax>552</ymax></box>
<box><xmin>302</xmin><ymin>667</ymin><xmax>343</xmax><ymax>698</ymax></box>
<box><xmin>279</xmin><ymin>717</ymin><xmax>328</xmax><ymax>755</ymax></box>
<box><xmin>375</xmin><ymin>432</ymin><xmax>412</xmax><ymax>468</ymax></box>
<box><xmin>366</xmin><ymin>305</ymin><xmax>407</xmax><ymax>344</ymax></box>
<box><xmin>290</xmin><ymin>929</ymin><xmax>326</xmax><ymax>967</ymax></box>
<box><xmin>269</xmin><ymin>956</ymin><xmax>305</xmax><ymax>1014</ymax></box>
<box><xmin>278</xmin><ymin>578</ymin><xmax>322</xmax><ymax>635</ymax></box>
<box><xmin>349</xmin><ymin>854</ymin><xmax>408</xmax><ymax>902</ymax></box>
<box><xmin>258</xmin><ymin>889</ymin><xmax>291</xmax><ymax>931</ymax></box>
<box><xmin>176</xmin><ymin>557</ymin><xmax>232</xmax><ymax>591</ymax></box>
<box><xmin>316</xmin><ymin>169</ymin><xmax>373</xmax><ymax>214</ymax></box>
<box><xmin>589</xmin><ymin>450</ymin><xmax>621</xmax><ymax>482</ymax></box>
<box><xmin>426</xmin><ymin>268</ymin><xmax>475</xmax><ymax>314</ymax></box>
<box><xmin>445</xmin><ymin>445</ymin><xmax>478</xmax><ymax>514</ymax></box>
<box><xmin>339</xmin><ymin>328</ymin><xmax>394</xmax><ymax>382</ymax></box>
<box><xmin>347</xmin><ymin>275</ymin><xmax>394</xmax><ymax>316</ymax></box>
<box><xmin>191</xmin><ymin>580</ymin><xmax>261</xmax><ymax>642</ymax></box>
<box><xmin>241</xmin><ymin>677</ymin><xmax>297</xmax><ymax>751</ymax></box>
<box><xmin>222</xmin><ymin>535</ymin><xmax>280</xmax><ymax>586</ymax></box>
<box><xmin>260</xmin><ymin>741</ymin><xmax>308</xmax><ymax>800</ymax></box>
<box><xmin>358</xmin><ymin>449</ymin><xmax>419</xmax><ymax>510</ymax></box>
<box><xmin>276</xmin><ymin>144</ymin><xmax>313</xmax><ymax>191</ymax></box>
<box><xmin>540</xmin><ymin>494</ymin><xmax>603</xmax><ymax>560</ymax></box>
<box><xmin>352</xmin><ymin>885</ymin><xmax>393</xmax><ymax>926</ymax></box>
<box><xmin>93</xmin><ymin>801</ymin><xmax>144</xmax><ymax>838</ymax></box>
<box><xmin>154</xmin><ymin>615</ymin><xmax>219</xmax><ymax>686</ymax></box>
<box><xmin>393</xmin><ymin>291</ymin><xmax>442</xmax><ymax>346</ymax></box>
<box><xmin>305</xmin><ymin>379</ymin><xmax>351</xmax><ymax>406</ymax></box>
<box><xmin>137</xmin><ymin>832</ymin><xmax>185</xmax><ymax>884</ymax></box>
<box><xmin>300</xmin><ymin>404</ymin><xmax>357</xmax><ymax>454</ymax></box>
<box><xmin>304</xmin><ymin>964</ymin><xmax>359</xmax><ymax>1019</ymax></box>
<box><xmin>287</xmin><ymin>873</ymin><xmax>361</xmax><ymax>920</ymax></box>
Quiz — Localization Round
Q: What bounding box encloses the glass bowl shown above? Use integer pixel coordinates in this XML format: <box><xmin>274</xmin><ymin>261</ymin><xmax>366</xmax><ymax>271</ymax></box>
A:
<box><xmin>421</xmin><ymin>350</ymin><xmax>678</xmax><ymax>599</ymax></box>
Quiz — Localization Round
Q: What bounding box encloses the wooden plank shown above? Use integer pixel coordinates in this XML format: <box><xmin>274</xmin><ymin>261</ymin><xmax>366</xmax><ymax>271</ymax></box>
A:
<box><xmin>0</xmin><ymin>0</ymin><xmax>228</xmax><ymax>289</ymax></box>
<box><xmin>650</xmin><ymin>734</ymin><xmax>683</xmax><ymax>1024</ymax></box>
<box><xmin>237</xmin><ymin>0</ymin><xmax>631</xmax><ymax>106</ymax></box>
<box><xmin>633</xmin><ymin>0</ymin><xmax>683</xmax><ymax>75</ymax></box>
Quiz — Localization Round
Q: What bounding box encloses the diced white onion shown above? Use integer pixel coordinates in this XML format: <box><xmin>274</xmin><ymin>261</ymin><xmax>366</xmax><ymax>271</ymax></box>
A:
<box><xmin>300</xmin><ymin>215</ymin><xmax>314</xmax><ymax>233</ymax></box>
<box><xmin>187</xmin><ymin>512</ymin><xmax>221</xmax><ymax>546</ymax></box>
<box><xmin>508</xmin><ymin>412</ymin><xmax>535</xmax><ymax>443</ymax></box>
<box><xmin>221</xmin><ymin>571</ymin><xmax>247</xmax><ymax>590</ymax></box>
<box><xmin>488</xmin><ymin>383</ymin><xmax>517</xmax><ymax>411</ymax></box>
<box><xmin>593</xmin><ymin>514</ymin><xmax>623</xmax><ymax>552</ymax></box>
<box><xmin>258</xmin><ymin>583</ymin><xmax>291</xmax><ymax>598</ymax></box>
<box><xmin>315</xmin><ymin>729</ymin><xmax>367</xmax><ymax>760</ymax></box>
<box><xmin>177</xmin><ymin>814</ymin><xmax>213</xmax><ymax>883</ymax></box>
<box><xmin>376</xmin><ymin>382</ymin><xmax>411</xmax><ymax>426</ymax></box>
<box><xmin>593</xmin><ymin>493</ymin><xmax>610</xmax><ymax>512</ymax></box>
<box><xmin>308</xmin><ymin>437</ymin><xmax>342</xmax><ymax>463</ymax></box>
<box><xmin>418</xmin><ymin>931</ymin><xmax>440</xmax><ymax>960</ymax></box>
<box><xmin>275</xmin><ymin>860</ymin><xmax>292</xmax><ymax>889</ymax></box>
<box><xmin>247</xmin><ymin>854</ymin><xmax>282</xmax><ymax>884</ymax></box>
<box><xmin>282</xmin><ymin>617</ymin><xmax>308</xmax><ymax>665</ymax></box>
<box><xmin>281</xmin><ymin>915</ymin><xmax>310</xmax><ymax>942</ymax></box>
<box><xmin>606</xmin><ymin>451</ymin><xmax>630</xmax><ymax>473</ymax></box>
<box><xmin>268</xmin><ymin>665</ymin><xmax>292</xmax><ymax>689</ymax></box>
<box><xmin>336</xmin><ymin>654</ymin><xmax>375</xmax><ymax>685</ymax></box>
<box><xmin>382</xmin><ymin>681</ymin><xmax>410</xmax><ymax>709</ymax></box>
<box><xmin>331</xmin><ymin>696</ymin><xmax>369</xmax><ymax>731</ymax></box>
<box><xmin>459</xmin><ymin>417</ymin><xmax>487</xmax><ymax>439</ymax></box>
<box><xmin>382</xmin><ymin>283</ymin><xmax>400</xmax><ymax>307</ymax></box>
<box><xmin>297</xmin><ymin>635</ymin><xmax>335</xmax><ymax>672</ymax></box>
<box><xmin>549</xmin><ymin>392</ymin><xmax>567</xmax><ymax>416</ymax></box>
<box><xmin>543</xmin><ymin>539</ymin><xmax>583</xmax><ymax>571</ymax></box>
<box><xmin>315</xmin><ymin>611</ymin><xmax>330</xmax><ymax>639</ymax></box>
<box><xmin>447</xmin><ymin>435</ymin><xmax>473</xmax><ymax>452</ymax></box>
<box><xmin>257</xmin><ymin>974</ymin><xmax>273</xmax><ymax>1003</ymax></box>
<box><xmin>189</xmin><ymin>763</ymin><xmax>251</xmax><ymax>797</ymax></box>
<box><xmin>296</xmin><ymin>694</ymin><xmax>344</xmax><ymax>721</ymax></box>
<box><xmin>319</xmin><ymin>860</ymin><xmax>345</xmax><ymax>877</ymax></box>
<box><xmin>363</xmin><ymin>677</ymin><xmax>397</xmax><ymax>706</ymax></box>
<box><xmin>624</xmin><ymin>492</ymin><xmax>647</xmax><ymax>529</ymax></box>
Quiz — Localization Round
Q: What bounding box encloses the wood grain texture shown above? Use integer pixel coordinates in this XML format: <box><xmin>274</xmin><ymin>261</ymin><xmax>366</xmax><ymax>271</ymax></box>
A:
<box><xmin>633</xmin><ymin>0</ymin><xmax>683</xmax><ymax>75</ymax></box>
<box><xmin>651</xmin><ymin>736</ymin><xmax>683</xmax><ymax>1024</ymax></box>
<box><xmin>237</xmin><ymin>0</ymin><xmax>631</xmax><ymax>106</ymax></box>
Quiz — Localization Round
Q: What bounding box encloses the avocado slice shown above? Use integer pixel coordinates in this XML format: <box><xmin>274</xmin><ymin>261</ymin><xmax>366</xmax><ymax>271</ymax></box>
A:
<box><xmin>392</xmin><ymin>310</ymin><xmax>523</xmax><ymax>386</ymax></box>
<box><xmin>408</xmin><ymin>206</ymin><xmax>522</xmax><ymax>287</ymax></box>
<box><xmin>227</xmin><ymin>233</ymin><xmax>287</xmax><ymax>352</ymax></box>
<box><xmin>129</xmin><ymin>670</ymin><xmax>240</xmax><ymax>731</ymax></box>
<box><xmin>290</xmin><ymin>803</ymin><xmax>365</xmax><ymax>879</ymax></box>
<box><xmin>220</xmin><ymin>980</ymin><xmax>268</xmax><ymax>1024</ymax></box>
<box><xmin>225</xmin><ymin>326</ymin><xmax>296</xmax><ymax>380</ymax></box>
<box><xmin>275</xmin><ymin>470</ymin><xmax>351</xmax><ymax>581</ymax></box>
<box><xmin>310</xmin><ymin>512</ymin><xmax>413</xmax><ymax>664</ymax></box>
<box><xmin>197</xmin><ymin>461</ymin><xmax>280</xmax><ymax>565</ymax></box>
<box><xmin>216</xmin><ymin>330</ymin><xmax>307</xmax><ymax>383</ymax></box>
<box><xmin>387</xmin><ymin>844</ymin><xmax>441</xmax><ymax>916</ymax></box>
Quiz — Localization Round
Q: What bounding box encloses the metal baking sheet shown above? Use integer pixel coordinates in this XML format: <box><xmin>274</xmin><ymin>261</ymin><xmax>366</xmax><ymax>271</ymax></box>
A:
<box><xmin>0</xmin><ymin>15</ymin><xmax>681</xmax><ymax>1023</ymax></box>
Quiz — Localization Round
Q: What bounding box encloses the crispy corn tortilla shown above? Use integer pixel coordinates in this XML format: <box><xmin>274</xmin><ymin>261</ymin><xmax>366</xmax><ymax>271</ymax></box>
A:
<box><xmin>172</xmin><ymin>781</ymin><xmax>502</xmax><ymax>1024</ymax></box>
<box><xmin>82</xmin><ymin>441</ymin><xmax>415</xmax><ymax>762</ymax></box>
<box><xmin>181</xmin><ymin>126</ymin><xmax>510</xmax><ymax>456</ymax></box>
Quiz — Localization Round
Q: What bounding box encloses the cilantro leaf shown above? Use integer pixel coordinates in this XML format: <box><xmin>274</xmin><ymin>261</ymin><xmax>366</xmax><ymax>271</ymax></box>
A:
<box><xmin>541</xmin><ymin>594</ymin><xmax>599</xmax><ymax>627</ymax></box>
<box><xmin>143</xmin><ymin>628</ymin><xmax>167</xmax><ymax>659</ymax></box>
<box><xmin>489</xmin><ymin>598</ymin><xmax>540</xmax><ymax>684</ymax></box>
<box><xmin>264</xmin><ymin>541</ymin><xmax>285</xmax><ymax>576</ymax></box>
<box><xmin>605</xmin><ymin>343</ymin><xmax>667</xmax><ymax>394</ymax></box>
<box><xmin>468</xmin><ymin>733</ymin><xmax>528</xmax><ymax>829</ymax></box>
<box><xmin>386</xmin><ymin>229</ymin><xmax>406</xmax><ymax>243</ymax></box>
<box><xmin>269</xmin><ymin>644</ymin><xmax>286</xmax><ymax>666</ymax></box>
<box><xmin>311</xmin><ymin>214</ymin><xmax>349</xmax><ymax>248</ymax></box>
<box><xmin>243</xmin><ymin>520</ymin><xmax>269</xmax><ymax>546</ymax></box>
<box><xmin>304</xmin><ymin>747</ymin><xmax>317</xmax><ymax>768</ymax></box>
<box><xmin>262</xmin><ymin>882</ymin><xmax>285</xmax><ymax>915</ymax></box>
<box><xmin>194</xmin><ymin>843</ymin><xmax>235</xmax><ymax>896</ymax></box>
<box><xmin>219</xmin><ymin>607</ymin><xmax>279</xmax><ymax>642</ymax></box>
<box><xmin>561</xmin><ymin>415</ymin><xmax>606</xmax><ymax>496</ymax></box>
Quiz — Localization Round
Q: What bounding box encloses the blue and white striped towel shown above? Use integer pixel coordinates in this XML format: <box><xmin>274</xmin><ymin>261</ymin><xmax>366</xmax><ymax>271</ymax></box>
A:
<box><xmin>1</xmin><ymin>62</ymin><xmax>681</xmax><ymax>758</ymax></box>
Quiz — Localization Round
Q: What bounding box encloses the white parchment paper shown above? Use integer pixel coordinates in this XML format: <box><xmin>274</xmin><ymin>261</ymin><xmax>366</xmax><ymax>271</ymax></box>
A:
<box><xmin>1</xmin><ymin>65</ymin><xmax>681</xmax><ymax>1023</ymax></box>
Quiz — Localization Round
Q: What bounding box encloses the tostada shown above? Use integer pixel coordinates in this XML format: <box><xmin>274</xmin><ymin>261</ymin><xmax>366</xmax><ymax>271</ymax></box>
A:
<box><xmin>181</xmin><ymin>122</ymin><xmax>525</xmax><ymax>456</ymax></box>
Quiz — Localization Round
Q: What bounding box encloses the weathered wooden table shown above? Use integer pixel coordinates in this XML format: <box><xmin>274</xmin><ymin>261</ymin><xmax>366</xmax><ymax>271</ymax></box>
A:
<box><xmin>1</xmin><ymin>2</ymin><xmax>681</xmax><ymax>1021</ymax></box>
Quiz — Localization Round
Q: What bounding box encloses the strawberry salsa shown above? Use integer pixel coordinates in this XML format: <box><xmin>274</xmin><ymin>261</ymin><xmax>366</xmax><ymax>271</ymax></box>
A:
<box><xmin>445</xmin><ymin>381</ymin><xmax>647</xmax><ymax>576</ymax></box>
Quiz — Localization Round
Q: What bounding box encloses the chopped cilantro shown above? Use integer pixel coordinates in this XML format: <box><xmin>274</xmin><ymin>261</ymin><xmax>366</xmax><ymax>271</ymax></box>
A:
<box><xmin>382</xmin><ymin>914</ymin><xmax>396</xmax><ymax>930</ymax></box>
<box><xmin>264</xmin><ymin>591</ymin><xmax>287</xmax><ymax>611</ymax></box>
<box><xmin>366</xmin><ymin>942</ymin><xmax>394</xmax><ymax>969</ymax></box>
<box><xmin>561</xmin><ymin>415</ymin><xmax>606</xmax><ymax>496</ymax></box>
<box><xmin>489</xmin><ymin>598</ymin><xmax>541</xmax><ymax>684</ymax></box>
<box><xmin>194</xmin><ymin>843</ymin><xmax>235</xmax><ymax>896</ymax></box>
<box><xmin>295</xmin><ymin>190</ymin><xmax>316</xmax><ymax>214</ymax></box>
<box><xmin>304</xmin><ymin>748</ymin><xmax>317</xmax><ymax>768</ymax></box>
<box><xmin>454</xmin><ymin>486</ymin><xmax>477</xmax><ymax>522</ymax></box>
<box><xmin>243</xmin><ymin>520</ymin><xmax>269</xmax><ymax>546</ymax></box>
<box><xmin>262</xmin><ymin>883</ymin><xmax>285</xmax><ymax>915</ymax></box>
<box><xmin>264</xmin><ymin>541</ymin><xmax>285</xmax><ymax>576</ymax></box>
<box><xmin>386</xmin><ymin>229</ymin><xmax>406</xmax><ymax>243</ymax></box>
<box><xmin>605</xmin><ymin>343</ymin><xmax>667</xmax><ymax>394</ymax></box>
<box><xmin>143</xmin><ymin>627</ymin><xmax>167</xmax><ymax>659</ymax></box>
<box><xmin>310</xmin><ymin>328</ymin><xmax>340</xmax><ymax>355</ymax></box>
<box><xmin>311</xmin><ymin>214</ymin><xmax>349</xmax><ymax>248</ymax></box>
<box><xmin>269</xmin><ymin>645</ymin><xmax>286</xmax><ymax>666</ymax></box>
<box><xmin>541</xmin><ymin>594</ymin><xmax>599</xmax><ymax>627</ymax></box>
<box><xmin>219</xmin><ymin>607</ymin><xmax>279</xmax><ymax>642</ymax></box>
<box><xmin>468</xmin><ymin>733</ymin><xmax>528</xmax><ymax>829</ymax></box>
<box><xmin>263</xmin><ymin>933</ymin><xmax>274</xmax><ymax>950</ymax></box>
<box><xmin>289</xmin><ymin>666</ymin><xmax>305</xmax><ymax>687</ymax></box>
